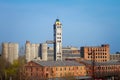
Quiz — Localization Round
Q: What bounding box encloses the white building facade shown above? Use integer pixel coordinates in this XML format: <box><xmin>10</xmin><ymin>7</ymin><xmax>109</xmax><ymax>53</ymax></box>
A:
<box><xmin>53</xmin><ymin>19</ymin><xmax>62</xmax><ymax>61</ymax></box>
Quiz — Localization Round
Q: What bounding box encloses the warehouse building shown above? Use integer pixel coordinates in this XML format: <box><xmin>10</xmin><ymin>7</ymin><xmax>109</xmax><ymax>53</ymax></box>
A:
<box><xmin>22</xmin><ymin>60</ymin><xmax>87</xmax><ymax>80</ymax></box>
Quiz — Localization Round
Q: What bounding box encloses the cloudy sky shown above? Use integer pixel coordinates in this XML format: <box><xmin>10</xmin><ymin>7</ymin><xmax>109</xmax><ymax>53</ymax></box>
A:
<box><xmin>0</xmin><ymin>0</ymin><xmax>120</xmax><ymax>53</ymax></box>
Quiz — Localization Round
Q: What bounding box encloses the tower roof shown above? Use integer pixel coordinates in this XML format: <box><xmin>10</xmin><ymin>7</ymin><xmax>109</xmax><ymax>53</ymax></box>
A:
<box><xmin>56</xmin><ymin>19</ymin><xmax>59</xmax><ymax>22</ymax></box>
<box><xmin>54</xmin><ymin>18</ymin><xmax>62</xmax><ymax>26</ymax></box>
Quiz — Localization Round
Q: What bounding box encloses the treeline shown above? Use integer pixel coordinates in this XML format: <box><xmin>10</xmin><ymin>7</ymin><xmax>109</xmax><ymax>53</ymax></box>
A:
<box><xmin>0</xmin><ymin>56</ymin><xmax>25</xmax><ymax>80</ymax></box>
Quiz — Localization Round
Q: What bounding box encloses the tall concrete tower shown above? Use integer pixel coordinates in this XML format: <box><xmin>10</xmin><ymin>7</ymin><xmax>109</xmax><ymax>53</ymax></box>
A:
<box><xmin>40</xmin><ymin>43</ymin><xmax>48</xmax><ymax>61</ymax></box>
<box><xmin>25</xmin><ymin>41</ymin><xmax>40</xmax><ymax>62</ymax></box>
<box><xmin>2</xmin><ymin>42</ymin><xmax>18</xmax><ymax>64</ymax></box>
<box><xmin>25</xmin><ymin>41</ymin><xmax>31</xmax><ymax>62</ymax></box>
<box><xmin>53</xmin><ymin>19</ymin><xmax>62</xmax><ymax>61</ymax></box>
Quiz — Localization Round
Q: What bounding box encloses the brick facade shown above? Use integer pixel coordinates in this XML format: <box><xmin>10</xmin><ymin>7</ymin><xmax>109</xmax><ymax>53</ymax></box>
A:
<box><xmin>79</xmin><ymin>60</ymin><xmax>120</xmax><ymax>79</ymax></box>
<box><xmin>22</xmin><ymin>61</ymin><xmax>86</xmax><ymax>79</ymax></box>
<box><xmin>81</xmin><ymin>44</ymin><xmax>110</xmax><ymax>62</ymax></box>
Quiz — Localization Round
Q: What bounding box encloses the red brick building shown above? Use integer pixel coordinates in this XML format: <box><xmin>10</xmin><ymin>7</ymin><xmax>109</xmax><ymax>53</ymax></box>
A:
<box><xmin>80</xmin><ymin>44</ymin><xmax>110</xmax><ymax>62</ymax></box>
<box><xmin>21</xmin><ymin>60</ymin><xmax>86</xmax><ymax>80</ymax></box>
<box><xmin>79</xmin><ymin>60</ymin><xmax>120</xmax><ymax>79</ymax></box>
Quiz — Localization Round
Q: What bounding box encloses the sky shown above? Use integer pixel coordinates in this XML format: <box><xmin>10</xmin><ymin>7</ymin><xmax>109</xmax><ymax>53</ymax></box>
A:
<box><xmin>0</xmin><ymin>0</ymin><xmax>120</xmax><ymax>53</ymax></box>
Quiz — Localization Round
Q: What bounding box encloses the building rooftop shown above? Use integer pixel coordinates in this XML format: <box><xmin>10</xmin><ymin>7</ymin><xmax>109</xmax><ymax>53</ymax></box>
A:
<box><xmin>56</xmin><ymin>19</ymin><xmax>59</xmax><ymax>22</ymax></box>
<box><xmin>48</xmin><ymin>53</ymin><xmax>80</xmax><ymax>57</ymax></box>
<box><xmin>48</xmin><ymin>76</ymin><xmax>92</xmax><ymax>80</ymax></box>
<box><xmin>33</xmin><ymin>60</ymin><xmax>84</xmax><ymax>67</ymax></box>
<box><xmin>80</xmin><ymin>60</ymin><xmax>120</xmax><ymax>66</ymax></box>
<box><xmin>29</xmin><ymin>76</ymin><xmax>92</xmax><ymax>80</ymax></box>
<box><xmin>110</xmin><ymin>53</ymin><xmax>120</xmax><ymax>55</ymax></box>
<box><xmin>81</xmin><ymin>44</ymin><xmax>109</xmax><ymax>48</ymax></box>
<box><xmin>100</xmin><ymin>60</ymin><xmax>120</xmax><ymax>65</ymax></box>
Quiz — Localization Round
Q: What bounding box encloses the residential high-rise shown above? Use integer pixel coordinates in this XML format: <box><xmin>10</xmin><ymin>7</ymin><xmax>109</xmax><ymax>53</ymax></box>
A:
<box><xmin>80</xmin><ymin>44</ymin><xmax>110</xmax><ymax>62</ymax></box>
<box><xmin>2</xmin><ymin>42</ymin><xmax>19</xmax><ymax>64</ymax></box>
<box><xmin>53</xmin><ymin>19</ymin><xmax>62</xmax><ymax>61</ymax></box>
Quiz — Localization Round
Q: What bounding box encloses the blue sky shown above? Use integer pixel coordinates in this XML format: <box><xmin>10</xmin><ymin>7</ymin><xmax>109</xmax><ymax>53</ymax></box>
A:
<box><xmin>0</xmin><ymin>0</ymin><xmax>120</xmax><ymax>53</ymax></box>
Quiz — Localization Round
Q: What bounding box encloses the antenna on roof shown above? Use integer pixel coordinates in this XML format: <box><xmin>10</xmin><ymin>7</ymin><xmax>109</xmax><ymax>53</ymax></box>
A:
<box><xmin>57</xmin><ymin>16</ymin><xmax>59</xmax><ymax>19</ymax></box>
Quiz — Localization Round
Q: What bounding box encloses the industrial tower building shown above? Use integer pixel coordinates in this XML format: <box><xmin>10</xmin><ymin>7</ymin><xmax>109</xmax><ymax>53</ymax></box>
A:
<box><xmin>2</xmin><ymin>42</ymin><xmax>19</xmax><ymax>64</ymax></box>
<box><xmin>25</xmin><ymin>41</ymin><xmax>40</xmax><ymax>62</ymax></box>
<box><xmin>25</xmin><ymin>41</ymin><xmax>48</xmax><ymax>62</ymax></box>
<box><xmin>53</xmin><ymin>19</ymin><xmax>62</xmax><ymax>61</ymax></box>
<box><xmin>40</xmin><ymin>43</ymin><xmax>48</xmax><ymax>61</ymax></box>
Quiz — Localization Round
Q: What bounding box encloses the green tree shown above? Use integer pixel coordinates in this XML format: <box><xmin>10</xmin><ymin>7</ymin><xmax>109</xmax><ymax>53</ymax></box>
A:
<box><xmin>0</xmin><ymin>55</ymin><xmax>26</xmax><ymax>80</ymax></box>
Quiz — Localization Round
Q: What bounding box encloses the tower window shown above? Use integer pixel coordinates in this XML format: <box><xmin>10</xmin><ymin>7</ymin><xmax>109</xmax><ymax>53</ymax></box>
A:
<box><xmin>57</xmin><ymin>33</ymin><xmax>61</xmax><ymax>35</ymax></box>
<box><xmin>57</xmin><ymin>26</ymin><xmax>61</xmax><ymax>28</ymax></box>
<box><xmin>57</xmin><ymin>37</ymin><xmax>61</xmax><ymax>39</ymax></box>
<box><xmin>57</xmin><ymin>40</ymin><xmax>61</xmax><ymax>42</ymax></box>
